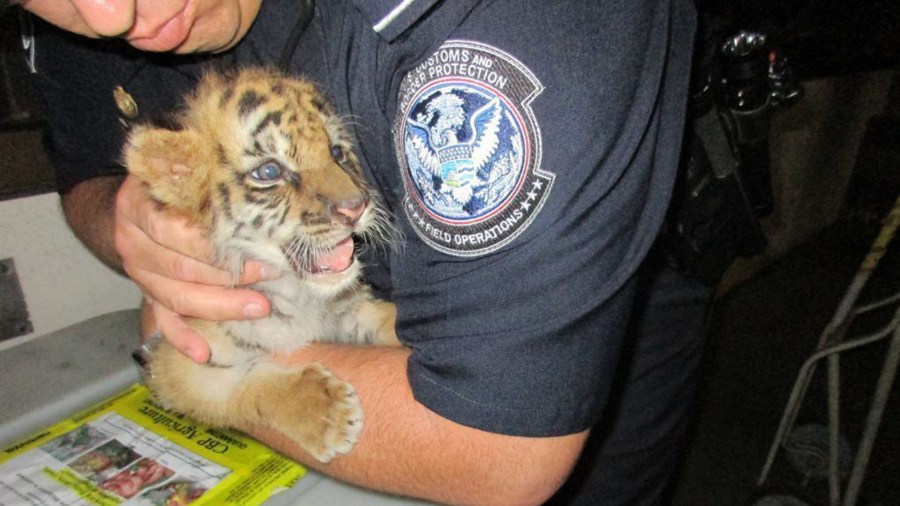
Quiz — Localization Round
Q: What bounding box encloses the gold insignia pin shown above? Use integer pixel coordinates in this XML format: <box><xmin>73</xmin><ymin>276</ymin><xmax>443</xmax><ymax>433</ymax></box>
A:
<box><xmin>113</xmin><ymin>86</ymin><xmax>139</xmax><ymax>119</ymax></box>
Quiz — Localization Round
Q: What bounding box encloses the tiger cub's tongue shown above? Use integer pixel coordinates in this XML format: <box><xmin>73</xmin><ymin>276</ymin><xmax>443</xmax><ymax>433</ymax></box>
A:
<box><xmin>314</xmin><ymin>237</ymin><xmax>355</xmax><ymax>273</ymax></box>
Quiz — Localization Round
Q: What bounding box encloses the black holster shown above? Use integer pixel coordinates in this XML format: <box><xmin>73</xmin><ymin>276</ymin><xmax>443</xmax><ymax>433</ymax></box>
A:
<box><xmin>663</xmin><ymin>29</ymin><xmax>799</xmax><ymax>286</ymax></box>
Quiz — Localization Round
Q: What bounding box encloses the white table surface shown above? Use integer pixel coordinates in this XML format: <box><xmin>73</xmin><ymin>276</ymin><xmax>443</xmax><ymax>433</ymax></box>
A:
<box><xmin>0</xmin><ymin>310</ymin><xmax>434</xmax><ymax>505</ymax></box>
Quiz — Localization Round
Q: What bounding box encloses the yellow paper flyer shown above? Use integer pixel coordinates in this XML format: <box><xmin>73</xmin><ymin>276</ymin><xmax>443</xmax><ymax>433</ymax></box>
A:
<box><xmin>0</xmin><ymin>384</ymin><xmax>306</xmax><ymax>506</ymax></box>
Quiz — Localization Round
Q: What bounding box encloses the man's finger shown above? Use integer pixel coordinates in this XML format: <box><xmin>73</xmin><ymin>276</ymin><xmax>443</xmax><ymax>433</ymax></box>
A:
<box><xmin>117</xmin><ymin>176</ymin><xmax>273</xmax><ymax>285</ymax></box>
<box><xmin>118</xmin><ymin>176</ymin><xmax>215</xmax><ymax>263</ymax></box>
<box><xmin>135</xmin><ymin>269</ymin><xmax>270</xmax><ymax>322</ymax></box>
<box><xmin>151</xmin><ymin>302</ymin><xmax>211</xmax><ymax>364</ymax></box>
<box><xmin>119</xmin><ymin>225</ymin><xmax>240</xmax><ymax>285</ymax></box>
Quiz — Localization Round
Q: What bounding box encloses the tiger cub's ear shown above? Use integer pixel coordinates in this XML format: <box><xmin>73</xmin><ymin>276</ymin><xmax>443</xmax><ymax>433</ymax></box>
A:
<box><xmin>124</xmin><ymin>126</ymin><xmax>209</xmax><ymax>213</ymax></box>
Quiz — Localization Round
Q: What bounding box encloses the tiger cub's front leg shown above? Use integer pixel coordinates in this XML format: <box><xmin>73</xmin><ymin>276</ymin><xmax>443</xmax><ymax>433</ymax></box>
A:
<box><xmin>345</xmin><ymin>298</ymin><xmax>401</xmax><ymax>347</ymax></box>
<box><xmin>147</xmin><ymin>338</ymin><xmax>363</xmax><ymax>463</ymax></box>
<box><xmin>233</xmin><ymin>361</ymin><xmax>363</xmax><ymax>462</ymax></box>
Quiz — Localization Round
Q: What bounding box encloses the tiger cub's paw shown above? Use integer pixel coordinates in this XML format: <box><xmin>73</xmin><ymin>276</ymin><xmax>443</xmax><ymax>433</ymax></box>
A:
<box><xmin>275</xmin><ymin>363</ymin><xmax>363</xmax><ymax>463</ymax></box>
<box><xmin>316</xmin><ymin>373</ymin><xmax>364</xmax><ymax>462</ymax></box>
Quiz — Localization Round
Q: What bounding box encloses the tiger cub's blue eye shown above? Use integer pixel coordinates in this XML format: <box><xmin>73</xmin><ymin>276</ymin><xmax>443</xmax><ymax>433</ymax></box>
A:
<box><xmin>250</xmin><ymin>161</ymin><xmax>284</xmax><ymax>182</ymax></box>
<box><xmin>331</xmin><ymin>145</ymin><xmax>345</xmax><ymax>163</ymax></box>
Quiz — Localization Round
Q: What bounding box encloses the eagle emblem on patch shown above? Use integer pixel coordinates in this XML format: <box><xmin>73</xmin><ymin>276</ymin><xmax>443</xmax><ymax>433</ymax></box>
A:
<box><xmin>395</xmin><ymin>40</ymin><xmax>554</xmax><ymax>256</ymax></box>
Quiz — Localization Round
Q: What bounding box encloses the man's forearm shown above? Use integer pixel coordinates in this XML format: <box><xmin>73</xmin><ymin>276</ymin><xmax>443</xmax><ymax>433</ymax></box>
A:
<box><xmin>260</xmin><ymin>344</ymin><xmax>586</xmax><ymax>505</ymax></box>
<box><xmin>61</xmin><ymin>176</ymin><xmax>125</xmax><ymax>274</ymax></box>
<box><xmin>59</xmin><ymin>178</ymin><xmax>584</xmax><ymax>503</ymax></box>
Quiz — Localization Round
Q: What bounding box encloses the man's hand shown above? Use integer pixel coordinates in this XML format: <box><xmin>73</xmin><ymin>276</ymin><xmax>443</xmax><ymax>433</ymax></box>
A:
<box><xmin>115</xmin><ymin>175</ymin><xmax>275</xmax><ymax>361</ymax></box>
<box><xmin>64</xmin><ymin>175</ymin><xmax>273</xmax><ymax>362</ymax></box>
<box><xmin>114</xmin><ymin>175</ymin><xmax>275</xmax><ymax>361</ymax></box>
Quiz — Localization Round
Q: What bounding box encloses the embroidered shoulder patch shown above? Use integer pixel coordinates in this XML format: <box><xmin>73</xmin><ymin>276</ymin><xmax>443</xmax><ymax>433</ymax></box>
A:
<box><xmin>395</xmin><ymin>40</ymin><xmax>554</xmax><ymax>256</ymax></box>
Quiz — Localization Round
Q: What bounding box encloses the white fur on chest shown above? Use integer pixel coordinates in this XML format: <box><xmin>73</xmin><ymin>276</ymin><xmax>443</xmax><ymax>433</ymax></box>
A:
<box><xmin>224</xmin><ymin>273</ymin><xmax>372</xmax><ymax>353</ymax></box>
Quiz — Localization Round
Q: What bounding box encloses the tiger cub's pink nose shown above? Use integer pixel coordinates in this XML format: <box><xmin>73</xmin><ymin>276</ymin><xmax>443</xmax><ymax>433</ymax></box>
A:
<box><xmin>334</xmin><ymin>197</ymin><xmax>368</xmax><ymax>226</ymax></box>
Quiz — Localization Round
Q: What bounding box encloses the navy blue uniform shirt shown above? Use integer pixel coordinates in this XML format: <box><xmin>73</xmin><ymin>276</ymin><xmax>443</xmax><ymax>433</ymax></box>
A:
<box><xmin>30</xmin><ymin>0</ymin><xmax>696</xmax><ymax>437</ymax></box>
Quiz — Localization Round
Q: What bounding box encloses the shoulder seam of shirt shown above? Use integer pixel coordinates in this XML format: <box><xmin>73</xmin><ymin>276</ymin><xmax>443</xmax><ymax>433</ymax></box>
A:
<box><xmin>373</xmin><ymin>0</ymin><xmax>417</xmax><ymax>33</ymax></box>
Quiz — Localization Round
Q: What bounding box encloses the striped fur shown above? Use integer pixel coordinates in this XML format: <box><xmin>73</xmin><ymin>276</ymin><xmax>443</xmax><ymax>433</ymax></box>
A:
<box><xmin>125</xmin><ymin>68</ymin><xmax>399</xmax><ymax>463</ymax></box>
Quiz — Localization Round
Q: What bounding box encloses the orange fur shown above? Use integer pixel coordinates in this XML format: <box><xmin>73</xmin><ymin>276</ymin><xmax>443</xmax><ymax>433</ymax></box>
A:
<box><xmin>127</xmin><ymin>68</ymin><xmax>399</xmax><ymax>463</ymax></box>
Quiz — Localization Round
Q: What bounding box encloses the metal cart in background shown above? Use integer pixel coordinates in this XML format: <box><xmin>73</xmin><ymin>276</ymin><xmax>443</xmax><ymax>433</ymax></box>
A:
<box><xmin>756</xmin><ymin>194</ymin><xmax>900</xmax><ymax>506</ymax></box>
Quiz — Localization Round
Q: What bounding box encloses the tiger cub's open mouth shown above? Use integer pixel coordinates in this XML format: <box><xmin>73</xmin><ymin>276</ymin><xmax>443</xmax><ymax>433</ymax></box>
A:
<box><xmin>285</xmin><ymin>236</ymin><xmax>356</xmax><ymax>275</ymax></box>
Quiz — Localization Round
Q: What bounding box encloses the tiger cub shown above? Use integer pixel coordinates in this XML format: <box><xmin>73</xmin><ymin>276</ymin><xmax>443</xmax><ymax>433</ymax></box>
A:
<box><xmin>125</xmin><ymin>68</ymin><xmax>399</xmax><ymax>463</ymax></box>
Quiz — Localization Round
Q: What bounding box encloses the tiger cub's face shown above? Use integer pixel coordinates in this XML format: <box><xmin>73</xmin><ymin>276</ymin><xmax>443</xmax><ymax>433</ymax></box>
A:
<box><xmin>125</xmin><ymin>68</ymin><xmax>390</xmax><ymax>293</ymax></box>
